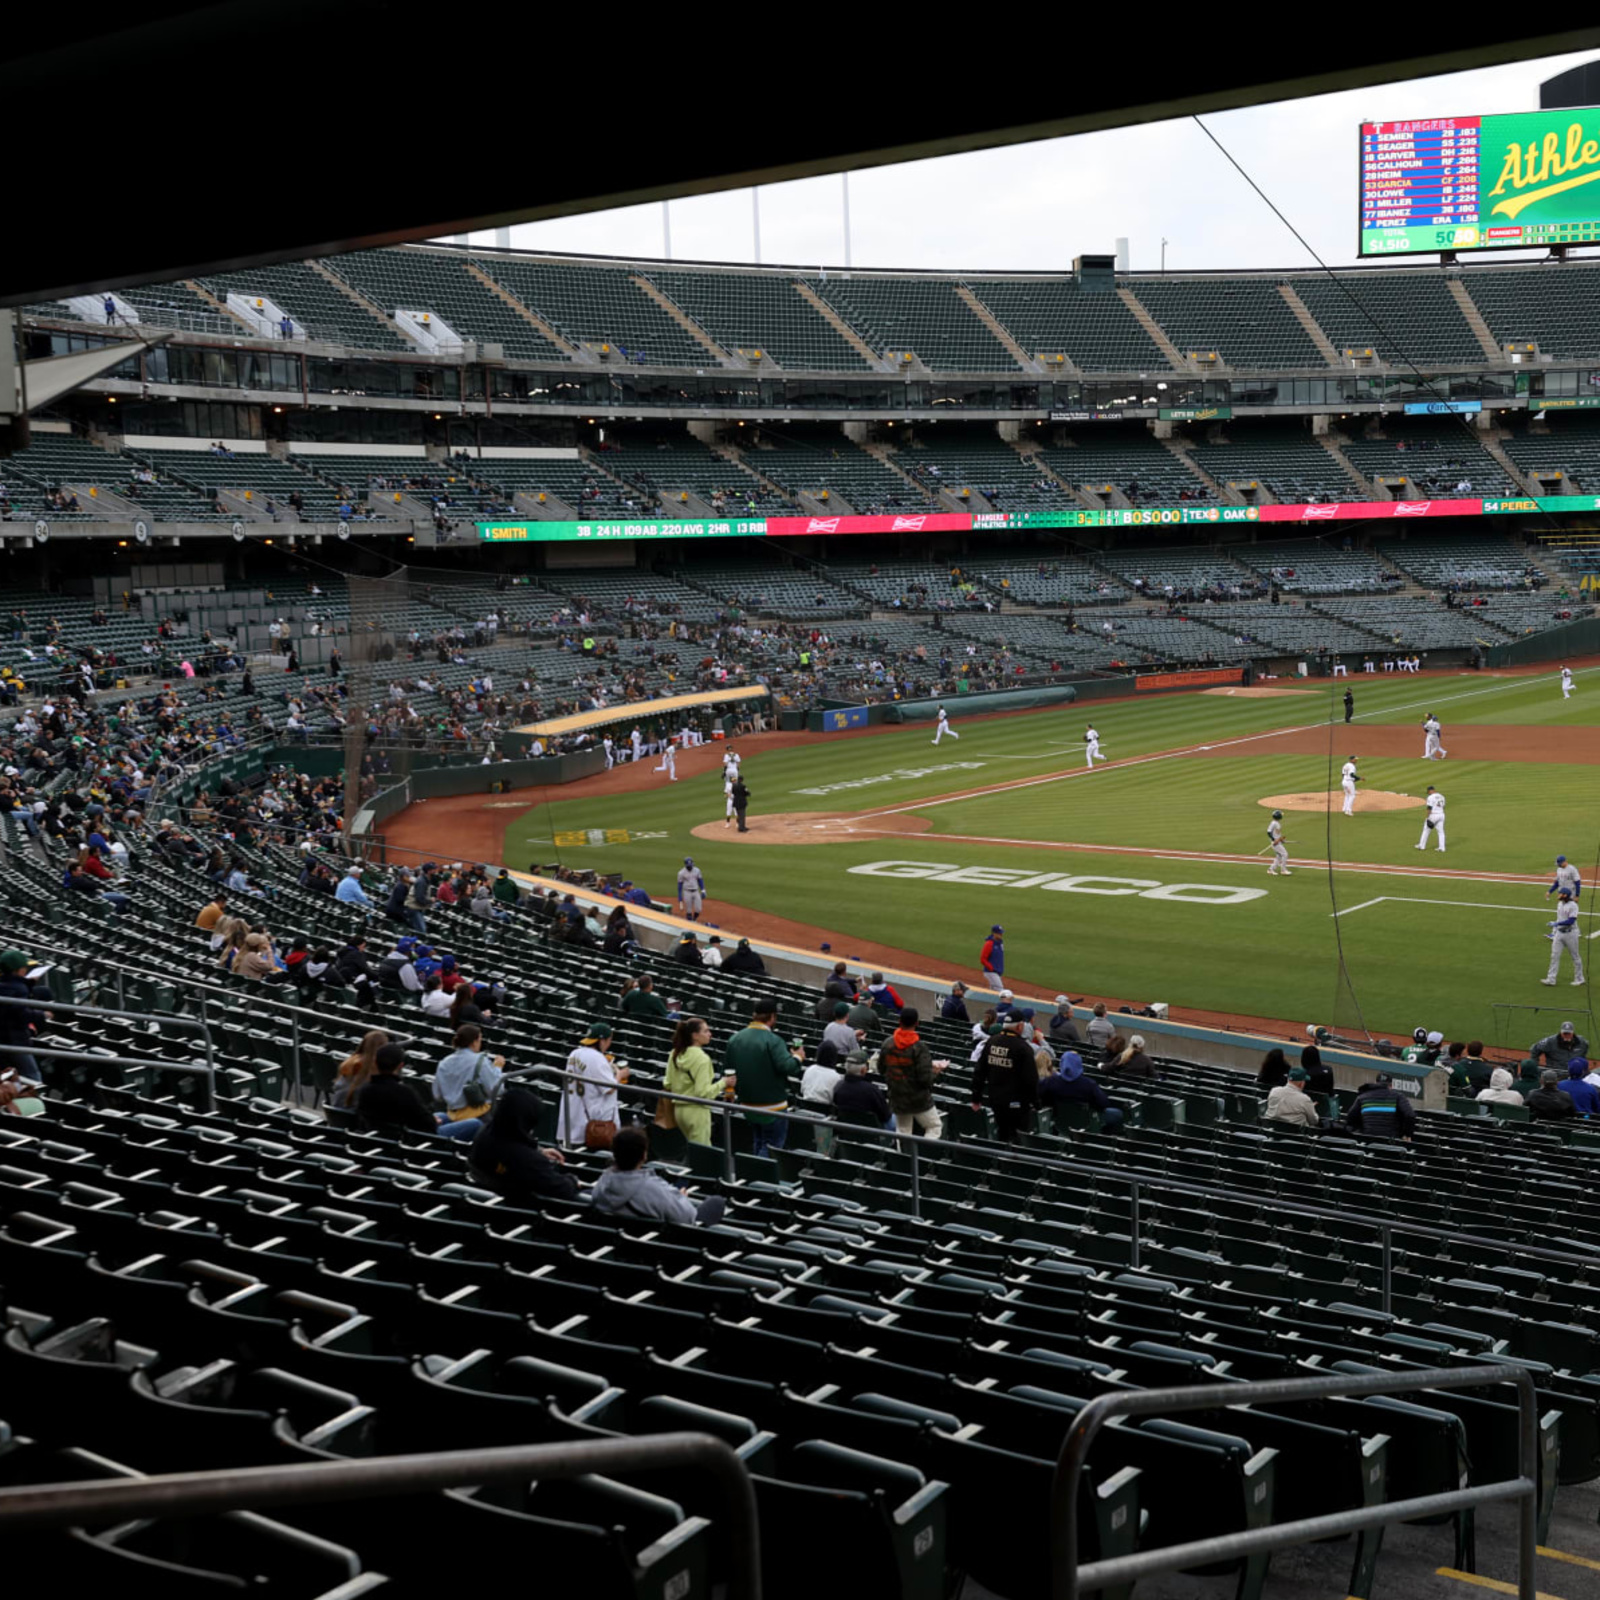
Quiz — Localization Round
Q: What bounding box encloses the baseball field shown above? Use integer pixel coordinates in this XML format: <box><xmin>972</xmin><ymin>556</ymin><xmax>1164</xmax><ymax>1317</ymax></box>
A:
<box><xmin>440</xmin><ymin>666</ymin><xmax>1600</xmax><ymax>1047</ymax></box>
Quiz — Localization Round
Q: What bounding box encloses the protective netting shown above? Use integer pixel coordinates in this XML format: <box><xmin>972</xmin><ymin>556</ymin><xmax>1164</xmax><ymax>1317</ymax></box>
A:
<box><xmin>341</xmin><ymin>567</ymin><xmax>412</xmax><ymax>846</ymax></box>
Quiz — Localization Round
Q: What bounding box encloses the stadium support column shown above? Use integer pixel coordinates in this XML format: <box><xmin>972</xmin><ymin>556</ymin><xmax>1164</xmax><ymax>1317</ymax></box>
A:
<box><xmin>842</xmin><ymin>173</ymin><xmax>852</xmax><ymax>268</ymax></box>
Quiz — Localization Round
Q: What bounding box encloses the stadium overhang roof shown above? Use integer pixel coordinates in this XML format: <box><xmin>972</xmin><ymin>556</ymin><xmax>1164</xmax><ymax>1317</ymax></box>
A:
<box><xmin>3</xmin><ymin>8</ymin><xmax>1599</xmax><ymax>306</ymax></box>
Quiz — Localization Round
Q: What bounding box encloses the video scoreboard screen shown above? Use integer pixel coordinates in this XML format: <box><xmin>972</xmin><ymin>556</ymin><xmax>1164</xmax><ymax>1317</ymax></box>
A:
<box><xmin>1360</xmin><ymin>108</ymin><xmax>1600</xmax><ymax>256</ymax></box>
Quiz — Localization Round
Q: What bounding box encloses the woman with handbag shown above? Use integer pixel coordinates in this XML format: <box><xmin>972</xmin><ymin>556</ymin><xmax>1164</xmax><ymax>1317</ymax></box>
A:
<box><xmin>433</xmin><ymin>1022</ymin><xmax>504</xmax><ymax>1128</ymax></box>
<box><xmin>557</xmin><ymin>1021</ymin><xmax>627</xmax><ymax>1149</ymax></box>
<box><xmin>659</xmin><ymin>1016</ymin><xmax>726</xmax><ymax>1150</ymax></box>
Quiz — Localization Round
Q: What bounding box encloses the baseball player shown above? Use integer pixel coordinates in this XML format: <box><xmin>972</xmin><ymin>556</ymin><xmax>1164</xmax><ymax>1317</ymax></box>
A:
<box><xmin>629</xmin><ymin>726</ymin><xmax>643</xmax><ymax>764</ymax></box>
<box><xmin>1084</xmin><ymin>726</ymin><xmax>1104</xmax><ymax>768</ymax></box>
<box><xmin>1542</xmin><ymin>890</ymin><xmax>1586</xmax><ymax>986</ymax></box>
<box><xmin>931</xmin><ymin>705</ymin><xmax>959</xmax><ymax>745</ymax></box>
<box><xmin>1340</xmin><ymin>757</ymin><xmax>1360</xmax><ymax>816</ymax></box>
<box><xmin>677</xmin><ymin>856</ymin><xmax>706</xmax><ymax>922</ymax></box>
<box><xmin>1548</xmin><ymin>855</ymin><xmax>1582</xmax><ymax>901</ymax></box>
<box><xmin>1414</xmin><ymin>784</ymin><xmax>1445</xmax><ymax>852</ymax></box>
<box><xmin>653</xmin><ymin>738</ymin><xmax>678</xmax><ymax>782</ymax></box>
<box><xmin>723</xmin><ymin>775</ymin><xmax>736</xmax><ymax>828</ymax></box>
<box><xmin>1561</xmin><ymin>665</ymin><xmax>1575</xmax><ymax>700</ymax></box>
<box><xmin>722</xmin><ymin>748</ymin><xmax>741</xmax><ymax>782</ymax></box>
<box><xmin>1267</xmin><ymin>810</ymin><xmax>1291</xmax><ymax>876</ymax></box>
<box><xmin>603</xmin><ymin>736</ymin><xmax>615</xmax><ymax>770</ymax></box>
<box><xmin>1421</xmin><ymin>714</ymin><xmax>1446</xmax><ymax>761</ymax></box>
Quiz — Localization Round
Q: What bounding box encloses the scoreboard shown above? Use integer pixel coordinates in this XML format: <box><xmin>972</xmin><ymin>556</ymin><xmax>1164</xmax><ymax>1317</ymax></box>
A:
<box><xmin>1360</xmin><ymin>107</ymin><xmax>1600</xmax><ymax>257</ymax></box>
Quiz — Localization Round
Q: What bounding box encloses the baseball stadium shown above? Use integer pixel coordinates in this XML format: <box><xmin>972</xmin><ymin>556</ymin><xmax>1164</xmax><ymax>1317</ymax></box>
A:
<box><xmin>10</xmin><ymin>17</ymin><xmax>1600</xmax><ymax>1600</ymax></box>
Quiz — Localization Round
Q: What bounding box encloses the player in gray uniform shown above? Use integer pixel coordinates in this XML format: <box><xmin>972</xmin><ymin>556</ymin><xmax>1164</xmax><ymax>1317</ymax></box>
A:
<box><xmin>676</xmin><ymin>857</ymin><xmax>706</xmax><ymax>922</ymax></box>
<box><xmin>1548</xmin><ymin>855</ymin><xmax>1582</xmax><ymax>901</ymax></box>
<box><xmin>1266</xmin><ymin>810</ymin><xmax>1290</xmax><ymax>876</ymax></box>
<box><xmin>1543</xmin><ymin>890</ymin><xmax>1586</xmax><ymax>986</ymax></box>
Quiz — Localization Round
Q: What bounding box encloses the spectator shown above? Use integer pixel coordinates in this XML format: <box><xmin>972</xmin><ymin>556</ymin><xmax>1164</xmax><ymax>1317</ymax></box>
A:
<box><xmin>335</xmin><ymin>865</ymin><xmax>372</xmax><ymax>906</ymax></box>
<box><xmin>0</xmin><ymin>1069</ymin><xmax>45</xmax><ymax>1118</ymax></box>
<box><xmin>800</xmin><ymin>1054</ymin><xmax>843</xmax><ymax>1106</ymax></box>
<box><xmin>833</xmin><ymin>1048</ymin><xmax>893</xmax><ymax>1129</ymax></box>
<box><xmin>1527</xmin><ymin>1068</ymin><xmax>1578</xmax><ymax>1121</ymax></box>
<box><xmin>1256</xmin><ymin>1048</ymin><xmax>1292</xmax><ymax>1090</ymax></box>
<box><xmin>1108</xmin><ymin>1034</ymin><xmax>1157</xmax><ymax>1079</ymax></box>
<box><xmin>378</xmin><ymin>936</ymin><xmax>423</xmax><ymax>993</ymax></box>
<box><xmin>557</xmin><ymin>1021</ymin><xmax>626</xmax><ymax>1147</ymax></box>
<box><xmin>1532</xmin><ymin>1022</ymin><xmax>1589</xmax><ymax>1071</ymax></box>
<box><xmin>328</xmin><ymin>936</ymin><xmax>374</xmax><ymax>999</ymax></box>
<box><xmin>972</xmin><ymin>1015</ymin><xmax>1040</xmax><ymax>1141</ymax></box>
<box><xmin>235</xmin><ymin>931</ymin><xmax>282</xmax><ymax>982</ymax></box>
<box><xmin>0</xmin><ymin>950</ymin><xmax>44</xmax><ymax>1081</ymax></box>
<box><xmin>1476</xmin><ymin>1067</ymin><xmax>1524</xmax><ymax>1107</ymax></box>
<box><xmin>725</xmin><ymin>997</ymin><xmax>803</xmax><ymax>1157</ymax></box>
<box><xmin>1451</xmin><ymin>1039</ymin><xmax>1492</xmax><ymax>1094</ymax></box>
<box><xmin>672</xmin><ymin>932</ymin><xmax>703</xmax><ymax>967</ymax></box>
<box><xmin>1299</xmin><ymin>1044</ymin><xmax>1334</xmax><ymax>1096</ymax></box>
<box><xmin>822</xmin><ymin>1001</ymin><xmax>860</xmax><ymax>1059</ymax></box>
<box><xmin>1086</xmin><ymin>1003</ymin><xmax>1115</xmax><ymax>1049</ymax></box>
<box><xmin>1265</xmin><ymin>1065</ymin><xmax>1320</xmax><ymax>1128</ymax></box>
<box><xmin>880</xmin><ymin>1006</ymin><xmax>943</xmax><ymax>1140</ymax></box>
<box><xmin>435</xmin><ymin>1023</ymin><xmax>503</xmax><ymax>1126</ymax></box>
<box><xmin>419</xmin><ymin>975</ymin><xmax>455</xmax><ymax>1018</ymax></box>
<box><xmin>194</xmin><ymin>891</ymin><xmax>228</xmax><ymax>932</ymax></box>
<box><xmin>661</xmin><ymin>1015</ymin><xmax>726</xmax><ymax>1148</ymax></box>
<box><xmin>491</xmin><ymin>868</ymin><xmax>521</xmax><ymax>910</ymax></box>
<box><xmin>354</xmin><ymin>1044</ymin><xmax>437</xmax><ymax>1135</ymax></box>
<box><xmin>941</xmin><ymin>981</ymin><xmax>970</xmax><ymax>1022</ymax></box>
<box><xmin>331</xmin><ymin>1029</ymin><xmax>389</xmax><ymax>1108</ymax></box>
<box><xmin>1037</xmin><ymin>1050</ymin><xmax>1123</xmax><ymax>1131</ymax></box>
<box><xmin>721</xmin><ymin>937</ymin><xmax>766</xmax><ymax>976</ymax></box>
<box><xmin>1344</xmin><ymin>1073</ymin><xmax>1416</xmax><ymax>1140</ymax></box>
<box><xmin>1561</xmin><ymin>1058</ymin><xmax>1600</xmax><ymax>1114</ymax></box>
<box><xmin>623</xmin><ymin>974</ymin><xmax>669</xmax><ymax>1018</ymax></box>
<box><xmin>591</xmin><ymin>1127</ymin><xmax>727</xmax><ymax>1224</ymax></box>
<box><xmin>449</xmin><ymin>980</ymin><xmax>490</xmax><ymax>1032</ymax></box>
<box><xmin>469</xmin><ymin>1087</ymin><xmax>580</xmax><ymax>1202</ymax></box>
<box><xmin>702</xmin><ymin>936</ymin><xmax>724</xmax><ymax>970</ymax></box>
<box><xmin>865</xmin><ymin>972</ymin><xmax>903</xmax><ymax>1012</ymax></box>
<box><xmin>1047</xmin><ymin>995</ymin><xmax>1081</xmax><ymax>1047</ymax></box>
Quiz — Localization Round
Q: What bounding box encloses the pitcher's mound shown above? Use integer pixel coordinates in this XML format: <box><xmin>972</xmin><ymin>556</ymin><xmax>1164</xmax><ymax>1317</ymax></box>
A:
<box><xmin>1261</xmin><ymin>790</ymin><xmax>1423</xmax><ymax>813</ymax></box>
<box><xmin>1203</xmin><ymin>687</ymin><xmax>1316</xmax><ymax>698</ymax></box>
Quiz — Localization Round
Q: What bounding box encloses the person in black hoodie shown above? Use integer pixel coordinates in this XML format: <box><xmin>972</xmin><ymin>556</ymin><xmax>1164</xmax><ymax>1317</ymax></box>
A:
<box><xmin>470</xmin><ymin>1087</ymin><xmax>581</xmax><ymax>1202</ymax></box>
<box><xmin>972</xmin><ymin>1016</ymin><xmax>1039</xmax><ymax>1141</ymax></box>
<box><xmin>1299</xmin><ymin>1045</ymin><xmax>1334</xmax><ymax>1097</ymax></box>
<box><xmin>354</xmin><ymin>1044</ymin><xmax>436</xmax><ymax>1135</ymax></box>
<box><xmin>832</xmin><ymin>1049</ymin><xmax>893</xmax><ymax>1129</ymax></box>
<box><xmin>329</xmin><ymin>937</ymin><xmax>375</xmax><ymax>1003</ymax></box>
<box><xmin>721</xmin><ymin>938</ymin><xmax>766</xmax><ymax>976</ymax></box>
<box><xmin>1344</xmin><ymin>1074</ymin><xmax>1416</xmax><ymax>1140</ymax></box>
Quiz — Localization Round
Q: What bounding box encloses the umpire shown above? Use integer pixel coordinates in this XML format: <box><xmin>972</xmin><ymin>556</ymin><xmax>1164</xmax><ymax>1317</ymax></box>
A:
<box><xmin>1344</xmin><ymin>688</ymin><xmax>1354</xmax><ymax>723</ymax></box>
<box><xmin>731</xmin><ymin>777</ymin><xmax>750</xmax><ymax>833</ymax></box>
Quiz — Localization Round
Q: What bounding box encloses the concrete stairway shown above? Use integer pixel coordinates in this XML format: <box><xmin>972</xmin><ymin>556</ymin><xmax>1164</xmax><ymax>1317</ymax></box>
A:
<box><xmin>1278</xmin><ymin>283</ymin><xmax>1341</xmax><ymax>367</ymax></box>
<box><xmin>307</xmin><ymin>261</ymin><xmax>406</xmax><ymax>345</ymax></box>
<box><xmin>793</xmin><ymin>281</ymin><xmax>884</xmax><ymax>368</ymax></box>
<box><xmin>628</xmin><ymin>277</ymin><xmax>734</xmax><ymax>365</ymax></box>
<box><xmin>1159</xmin><ymin>436</ymin><xmax>1236</xmax><ymax>502</ymax></box>
<box><xmin>464</xmin><ymin>262</ymin><xmax>584</xmax><ymax>359</ymax></box>
<box><xmin>1447</xmin><ymin>279</ymin><xmax>1503</xmax><ymax>360</ymax></box>
<box><xmin>1117</xmin><ymin>288</ymin><xmax>1186</xmax><ymax>370</ymax></box>
<box><xmin>956</xmin><ymin>285</ymin><xmax>1038</xmax><ymax>371</ymax></box>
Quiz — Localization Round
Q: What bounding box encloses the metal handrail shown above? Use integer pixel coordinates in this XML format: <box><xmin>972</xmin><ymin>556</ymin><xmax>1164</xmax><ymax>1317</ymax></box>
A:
<box><xmin>0</xmin><ymin>993</ymin><xmax>214</xmax><ymax>1075</ymax></box>
<box><xmin>519</xmin><ymin>1067</ymin><xmax>1600</xmax><ymax>1316</ymax></box>
<box><xmin>1050</xmin><ymin>1363</ymin><xmax>1538</xmax><ymax>1600</ymax></box>
<box><xmin>0</xmin><ymin>1430</ymin><xmax>761</xmax><ymax>1598</ymax></box>
<box><xmin>0</xmin><ymin>1042</ymin><xmax>215</xmax><ymax>1112</ymax></box>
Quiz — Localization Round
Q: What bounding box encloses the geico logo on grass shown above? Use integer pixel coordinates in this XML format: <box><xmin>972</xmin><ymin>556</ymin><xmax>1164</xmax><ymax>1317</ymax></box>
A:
<box><xmin>847</xmin><ymin>860</ymin><xmax>1267</xmax><ymax>905</ymax></box>
<box><xmin>793</xmin><ymin>762</ymin><xmax>986</xmax><ymax>797</ymax></box>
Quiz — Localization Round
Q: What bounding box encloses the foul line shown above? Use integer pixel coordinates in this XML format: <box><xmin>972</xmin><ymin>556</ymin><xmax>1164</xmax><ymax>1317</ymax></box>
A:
<box><xmin>1331</xmin><ymin>895</ymin><xmax>1600</xmax><ymax>919</ymax></box>
<box><xmin>846</xmin><ymin>670</ymin><xmax>1589</xmax><ymax>823</ymax></box>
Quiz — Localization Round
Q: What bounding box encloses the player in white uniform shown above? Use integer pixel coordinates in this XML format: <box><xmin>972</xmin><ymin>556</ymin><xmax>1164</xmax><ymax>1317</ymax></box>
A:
<box><xmin>1267</xmin><ymin>810</ymin><xmax>1291</xmax><ymax>876</ymax></box>
<box><xmin>1340</xmin><ymin>757</ymin><xmax>1359</xmax><ymax>816</ymax></box>
<box><xmin>677</xmin><ymin>857</ymin><xmax>706</xmax><ymax>922</ymax></box>
<box><xmin>1084</xmin><ymin>726</ymin><xmax>1103</xmax><ymax>768</ymax></box>
<box><xmin>931</xmin><ymin>706</ymin><xmax>959</xmax><ymax>745</ymax></box>
<box><xmin>723</xmin><ymin>749</ymin><xmax>741</xmax><ymax>783</ymax></box>
<box><xmin>724</xmin><ymin>776</ymin><xmax>736</xmax><ymax>827</ymax></box>
<box><xmin>1421</xmin><ymin>714</ymin><xmax>1446</xmax><ymax>760</ymax></box>
<box><xmin>1548</xmin><ymin>855</ymin><xmax>1582</xmax><ymax>902</ymax></box>
<box><xmin>653</xmin><ymin>738</ymin><xmax>678</xmax><ymax>781</ymax></box>
<box><xmin>603</xmin><ymin>736</ymin><xmax>615</xmax><ymax>770</ymax></box>
<box><xmin>629</xmin><ymin>727</ymin><xmax>643</xmax><ymax>764</ymax></box>
<box><xmin>1542</xmin><ymin>890</ymin><xmax>1585</xmax><ymax>986</ymax></box>
<box><xmin>1562</xmin><ymin>666</ymin><xmax>1575</xmax><ymax>700</ymax></box>
<box><xmin>1414</xmin><ymin>784</ymin><xmax>1445</xmax><ymax>852</ymax></box>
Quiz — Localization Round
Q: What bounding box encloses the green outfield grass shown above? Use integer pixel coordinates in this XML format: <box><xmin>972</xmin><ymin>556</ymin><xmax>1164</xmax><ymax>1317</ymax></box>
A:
<box><xmin>504</xmin><ymin>668</ymin><xmax>1600</xmax><ymax>1043</ymax></box>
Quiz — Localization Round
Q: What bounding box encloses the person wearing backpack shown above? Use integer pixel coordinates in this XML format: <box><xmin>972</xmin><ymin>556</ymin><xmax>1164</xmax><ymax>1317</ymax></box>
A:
<box><xmin>972</xmin><ymin>1013</ymin><xmax>1039</xmax><ymax>1141</ymax></box>
<box><xmin>881</xmin><ymin>1007</ymin><xmax>944</xmax><ymax>1140</ymax></box>
<box><xmin>434</xmin><ymin>1023</ymin><xmax>503</xmax><ymax>1126</ymax></box>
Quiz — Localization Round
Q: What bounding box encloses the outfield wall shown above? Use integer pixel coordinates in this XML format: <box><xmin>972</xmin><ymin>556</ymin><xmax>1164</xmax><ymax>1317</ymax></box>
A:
<box><xmin>1484</xmin><ymin>615</ymin><xmax>1600</xmax><ymax>667</ymax></box>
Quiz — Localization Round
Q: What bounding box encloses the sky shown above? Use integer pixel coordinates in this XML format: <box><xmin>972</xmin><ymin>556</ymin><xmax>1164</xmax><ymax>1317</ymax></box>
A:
<box><xmin>454</xmin><ymin>51</ymin><xmax>1600</xmax><ymax>274</ymax></box>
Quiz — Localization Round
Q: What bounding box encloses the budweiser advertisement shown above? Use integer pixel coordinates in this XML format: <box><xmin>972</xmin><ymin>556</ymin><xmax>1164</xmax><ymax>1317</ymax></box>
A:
<box><xmin>762</xmin><ymin>512</ymin><xmax>973</xmax><ymax>537</ymax></box>
<box><xmin>1258</xmin><ymin>499</ymin><xmax>1482</xmax><ymax>522</ymax></box>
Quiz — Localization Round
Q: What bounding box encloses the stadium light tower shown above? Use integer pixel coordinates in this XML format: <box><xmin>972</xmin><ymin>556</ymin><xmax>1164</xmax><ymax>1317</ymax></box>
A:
<box><xmin>1161</xmin><ymin>237</ymin><xmax>1169</xmax><ymax>272</ymax></box>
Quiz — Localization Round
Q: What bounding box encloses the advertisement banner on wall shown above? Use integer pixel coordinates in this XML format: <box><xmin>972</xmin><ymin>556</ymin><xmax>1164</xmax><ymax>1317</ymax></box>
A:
<box><xmin>1257</xmin><ymin>498</ymin><xmax>1482</xmax><ymax>521</ymax></box>
<box><xmin>1402</xmin><ymin>400</ymin><xmax>1482</xmax><ymax>415</ymax></box>
<box><xmin>1136</xmin><ymin>667</ymin><xmax>1246</xmax><ymax>691</ymax></box>
<box><xmin>763</xmin><ymin>512</ymin><xmax>972</xmax><ymax>537</ymax></box>
<box><xmin>1158</xmin><ymin>406</ymin><xmax>1233</xmax><ymax>421</ymax></box>
<box><xmin>478</xmin><ymin>519</ymin><xmax>758</xmax><ymax>542</ymax></box>
<box><xmin>823</xmin><ymin>706</ymin><xmax>870</xmax><ymax>730</ymax></box>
